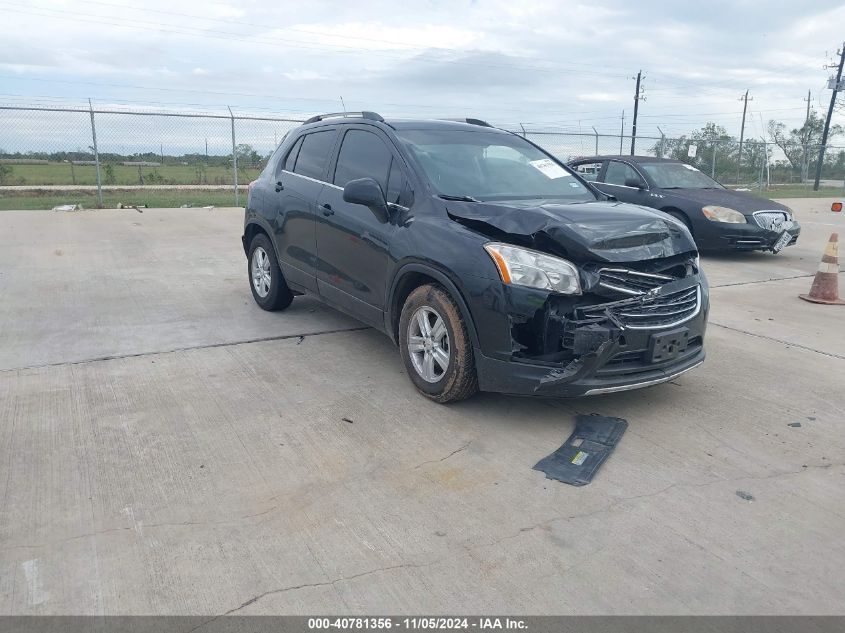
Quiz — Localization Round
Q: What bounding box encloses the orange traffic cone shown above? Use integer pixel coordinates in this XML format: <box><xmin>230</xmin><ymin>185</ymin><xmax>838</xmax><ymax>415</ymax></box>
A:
<box><xmin>799</xmin><ymin>233</ymin><xmax>845</xmax><ymax>305</ymax></box>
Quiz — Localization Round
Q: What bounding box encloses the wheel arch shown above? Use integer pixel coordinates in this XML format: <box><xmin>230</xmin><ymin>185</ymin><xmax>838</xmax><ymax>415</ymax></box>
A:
<box><xmin>386</xmin><ymin>263</ymin><xmax>480</xmax><ymax>350</ymax></box>
<box><xmin>659</xmin><ymin>206</ymin><xmax>694</xmax><ymax>234</ymax></box>
<box><xmin>243</xmin><ymin>218</ymin><xmax>280</xmax><ymax>260</ymax></box>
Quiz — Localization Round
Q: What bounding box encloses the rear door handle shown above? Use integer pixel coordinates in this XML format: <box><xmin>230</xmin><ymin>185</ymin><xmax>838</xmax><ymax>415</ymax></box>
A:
<box><xmin>321</xmin><ymin>203</ymin><xmax>334</xmax><ymax>216</ymax></box>
<box><xmin>275</xmin><ymin>180</ymin><xmax>284</xmax><ymax>192</ymax></box>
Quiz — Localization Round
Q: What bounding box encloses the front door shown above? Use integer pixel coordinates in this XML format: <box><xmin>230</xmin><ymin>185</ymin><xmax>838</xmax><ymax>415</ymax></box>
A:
<box><xmin>594</xmin><ymin>159</ymin><xmax>650</xmax><ymax>206</ymax></box>
<box><xmin>315</xmin><ymin>127</ymin><xmax>403</xmax><ymax>327</ymax></box>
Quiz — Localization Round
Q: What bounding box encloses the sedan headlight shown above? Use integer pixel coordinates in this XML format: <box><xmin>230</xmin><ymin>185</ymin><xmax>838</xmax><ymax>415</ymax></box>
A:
<box><xmin>702</xmin><ymin>205</ymin><xmax>746</xmax><ymax>223</ymax></box>
<box><xmin>484</xmin><ymin>242</ymin><xmax>581</xmax><ymax>295</ymax></box>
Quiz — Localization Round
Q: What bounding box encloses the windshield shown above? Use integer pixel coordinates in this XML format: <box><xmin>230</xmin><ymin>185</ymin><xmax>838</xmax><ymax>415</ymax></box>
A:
<box><xmin>640</xmin><ymin>162</ymin><xmax>723</xmax><ymax>189</ymax></box>
<box><xmin>395</xmin><ymin>129</ymin><xmax>596</xmax><ymax>203</ymax></box>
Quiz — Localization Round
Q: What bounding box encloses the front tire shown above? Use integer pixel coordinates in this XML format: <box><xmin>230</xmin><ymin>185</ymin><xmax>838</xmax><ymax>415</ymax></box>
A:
<box><xmin>399</xmin><ymin>284</ymin><xmax>478</xmax><ymax>403</ymax></box>
<box><xmin>248</xmin><ymin>233</ymin><xmax>293</xmax><ymax>311</ymax></box>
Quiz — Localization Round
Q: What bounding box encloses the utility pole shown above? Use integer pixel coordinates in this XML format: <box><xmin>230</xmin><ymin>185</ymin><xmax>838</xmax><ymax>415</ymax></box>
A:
<box><xmin>813</xmin><ymin>43</ymin><xmax>845</xmax><ymax>191</ymax></box>
<box><xmin>619</xmin><ymin>110</ymin><xmax>625</xmax><ymax>154</ymax></box>
<box><xmin>736</xmin><ymin>90</ymin><xmax>752</xmax><ymax>184</ymax></box>
<box><xmin>630</xmin><ymin>70</ymin><xmax>644</xmax><ymax>155</ymax></box>
<box><xmin>802</xmin><ymin>90</ymin><xmax>812</xmax><ymax>182</ymax></box>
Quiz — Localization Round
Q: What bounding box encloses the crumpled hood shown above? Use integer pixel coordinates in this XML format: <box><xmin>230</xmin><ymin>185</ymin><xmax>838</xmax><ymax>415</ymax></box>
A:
<box><xmin>662</xmin><ymin>187</ymin><xmax>790</xmax><ymax>214</ymax></box>
<box><xmin>446</xmin><ymin>199</ymin><xmax>697</xmax><ymax>263</ymax></box>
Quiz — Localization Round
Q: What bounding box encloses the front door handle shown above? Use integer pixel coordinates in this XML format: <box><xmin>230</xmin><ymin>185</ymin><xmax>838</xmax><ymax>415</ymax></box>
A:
<box><xmin>275</xmin><ymin>180</ymin><xmax>284</xmax><ymax>192</ymax></box>
<box><xmin>321</xmin><ymin>203</ymin><xmax>334</xmax><ymax>216</ymax></box>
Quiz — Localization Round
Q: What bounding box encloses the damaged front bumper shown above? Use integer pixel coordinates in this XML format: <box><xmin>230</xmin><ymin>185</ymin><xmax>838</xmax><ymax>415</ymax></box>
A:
<box><xmin>467</xmin><ymin>263</ymin><xmax>708</xmax><ymax>397</ymax></box>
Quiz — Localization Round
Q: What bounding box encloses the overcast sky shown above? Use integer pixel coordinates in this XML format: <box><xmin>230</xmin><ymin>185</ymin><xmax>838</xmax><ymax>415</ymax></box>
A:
<box><xmin>1</xmin><ymin>0</ymin><xmax>844</xmax><ymax>138</ymax></box>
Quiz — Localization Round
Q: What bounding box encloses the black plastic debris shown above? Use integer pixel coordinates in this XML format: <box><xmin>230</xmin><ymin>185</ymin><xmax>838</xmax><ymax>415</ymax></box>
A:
<box><xmin>787</xmin><ymin>422</ymin><xmax>802</xmax><ymax>428</ymax></box>
<box><xmin>736</xmin><ymin>490</ymin><xmax>754</xmax><ymax>501</ymax></box>
<box><xmin>533</xmin><ymin>414</ymin><xmax>628</xmax><ymax>486</ymax></box>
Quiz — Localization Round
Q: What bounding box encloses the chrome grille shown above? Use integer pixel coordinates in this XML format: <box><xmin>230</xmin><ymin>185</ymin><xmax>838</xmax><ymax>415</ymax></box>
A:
<box><xmin>598</xmin><ymin>268</ymin><xmax>675</xmax><ymax>296</ymax></box>
<box><xmin>753</xmin><ymin>210</ymin><xmax>790</xmax><ymax>231</ymax></box>
<box><xmin>579</xmin><ymin>285</ymin><xmax>701</xmax><ymax>329</ymax></box>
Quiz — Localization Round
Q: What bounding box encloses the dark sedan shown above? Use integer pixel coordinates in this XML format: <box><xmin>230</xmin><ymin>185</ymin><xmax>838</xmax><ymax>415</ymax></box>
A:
<box><xmin>568</xmin><ymin>155</ymin><xmax>800</xmax><ymax>252</ymax></box>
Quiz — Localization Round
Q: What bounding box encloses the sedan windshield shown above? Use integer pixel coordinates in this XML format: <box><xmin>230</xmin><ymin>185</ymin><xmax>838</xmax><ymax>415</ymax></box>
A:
<box><xmin>395</xmin><ymin>129</ymin><xmax>596</xmax><ymax>202</ymax></box>
<box><xmin>640</xmin><ymin>162</ymin><xmax>723</xmax><ymax>189</ymax></box>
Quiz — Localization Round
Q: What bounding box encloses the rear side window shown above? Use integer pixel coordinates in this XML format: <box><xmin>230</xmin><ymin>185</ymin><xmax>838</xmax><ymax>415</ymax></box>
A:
<box><xmin>333</xmin><ymin>130</ymin><xmax>392</xmax><ymax>192</ymax></box>
<box><xmin>293</xmin><ymin>130</ymin><xmax>335</xmax><ymax>180</ymax></box>
<box><xmin>283</xmin><ymin>136</ymin><xmax>304</xmax><ymax>172</ymax></box>
<box><xmin>574</xmin><ymin>161</ymin><xmax>603</xmax><ymax>182</ymax></box>
<box><xmin>604</xmin><ymin>161</ymin><xmax>642</xmax><ymax>186</ymax></box>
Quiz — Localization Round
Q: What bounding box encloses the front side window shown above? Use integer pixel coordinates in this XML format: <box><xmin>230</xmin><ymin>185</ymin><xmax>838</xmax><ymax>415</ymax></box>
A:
<box><xmin>292</xmin><ymin>130</ymin><xmax>335</xmax><ymax>181</ymax></box>
<box><xmin>640</xmin><ymin>162</ymin><xmax>723</xmax><ymax>189</ymax></box>
<box><xmin>604</xmin><ymin>161</ymin><xmax>644</xmax><ymax>187</ymax></box>
<box><xmin>333</xmin><ymin>130</ymin><xmax>393</xmax><ymax>192</ymax></box>
<box><xmin>395</xmin><ymin>129</ymin><xmax>595</xmax><ymax>203</ymax></box>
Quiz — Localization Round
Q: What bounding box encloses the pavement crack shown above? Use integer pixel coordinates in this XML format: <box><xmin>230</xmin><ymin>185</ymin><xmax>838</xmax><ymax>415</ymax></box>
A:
<box><xmin>414</xmin><ymin>441</ymin><xmax>472</xmax><ymax>469</ymax></box>
<box><xmin>0</xmin><ymin>326</ymin><xmax>372</xmax><ymax>373</ymax></box>
<box><xmin>710</xmin><ymin>273</ymin><xmax>821</xmax><ymax>288</ymax></box>
<box><xmin>190</xmin><ymin>560</ymin><xmax>439</xmax><ymax>628</ymax></box>
<box><xmin>709</xmin><ymin>321</ymin><xmax>845</xmax><ymax>360</ymax></box>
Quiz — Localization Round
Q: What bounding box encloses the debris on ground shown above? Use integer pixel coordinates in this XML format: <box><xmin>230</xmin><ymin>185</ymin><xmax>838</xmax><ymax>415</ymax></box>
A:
<box><xmin>180</xmin><ymin>203</ymin><xmax>193</xmax><ymax>208</ymax></box>
<box><xmin>736</xmin><ymin>490</ymin><xmax>754</xmax><ymax>501</ymax></box>
<box><xmin>788</xmin><ymin>422</ymin><xmax>802</xmax><ymax>428</ymax></box>
<box><xmin>52</xmin><ymin>204</ymin><xmax>82</xmax><ymax>212</ymax></box>
<box><xmin>117</xmin><ymin>203</ymin><xmax>146</xmax><ymax>212</ymax></box>
<box><xmin>297</xmin><ymin>335</ymin><xmax>305</xmax><ymax>345</ymax></box>
<box><xmin>342</xmin><ymin>417</ymin><xmax>354</xmax><ymax>424</ymax></box>
<box><xmin>533</xmin><ymin>414</ymin><xmax>628</xmax><ymax>486</ymax></box>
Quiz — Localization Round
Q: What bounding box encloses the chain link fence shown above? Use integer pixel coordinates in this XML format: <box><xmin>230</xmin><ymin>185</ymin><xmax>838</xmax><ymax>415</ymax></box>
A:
<box><xmin>1</xmin><ymin>104</ymin><xmax>844</xmax><ymax>210</ymax></box>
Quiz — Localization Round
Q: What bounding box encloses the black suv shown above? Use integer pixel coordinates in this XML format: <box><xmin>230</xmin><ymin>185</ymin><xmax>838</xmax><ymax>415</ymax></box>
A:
<box><xmin>243</xmin><ymin>113</ymin><xmax>708</xmax><ymax>403</ymax></box>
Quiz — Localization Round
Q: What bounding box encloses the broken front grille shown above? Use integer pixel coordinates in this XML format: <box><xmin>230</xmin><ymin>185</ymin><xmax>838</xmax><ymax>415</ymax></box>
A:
<box><xmin>753</xmin><ymin>210</ymin><xmax>790</xmax><ymax>231</ymax></box>
<box><xmin>598</xmin><ymin>268</ymin><xmax>676</xmax><ymax>296</ymax></box>
<box><xmin>578</xmin><ymin>285</ymin><xmax>701</xmax><ymax>329</ymax></box>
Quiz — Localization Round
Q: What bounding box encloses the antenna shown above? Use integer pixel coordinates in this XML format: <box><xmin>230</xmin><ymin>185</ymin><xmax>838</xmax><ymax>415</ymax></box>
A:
<box><xmin>339</xmin><ymin>96</ymin><xmax>348</xmax><ymax>115</ymax></box>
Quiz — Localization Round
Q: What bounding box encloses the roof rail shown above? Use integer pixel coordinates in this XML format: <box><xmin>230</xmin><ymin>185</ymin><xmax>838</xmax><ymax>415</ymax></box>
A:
<box><xmin>442</xmin><ymin>117</ymin><xmax>493</xmax><ymax>128</ymax></box>
<box><xmin>302</xmin><ymin>111</ymin><xmax>385</xmax><ymax>125</ymax></box>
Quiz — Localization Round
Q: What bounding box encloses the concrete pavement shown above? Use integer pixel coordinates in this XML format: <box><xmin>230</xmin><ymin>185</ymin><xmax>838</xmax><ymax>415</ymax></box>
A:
<box><xmin>1</xmin><ymin>199</ymin><xmax>843</xmax><ymax>615</ymax></box>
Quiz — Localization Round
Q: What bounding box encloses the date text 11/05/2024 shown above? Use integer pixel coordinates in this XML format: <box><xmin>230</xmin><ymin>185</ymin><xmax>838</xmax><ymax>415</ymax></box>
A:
<box><xmin>307</xmin><ymin>617</ymin><xmax>528</xmax><ymax>630</ymax></box>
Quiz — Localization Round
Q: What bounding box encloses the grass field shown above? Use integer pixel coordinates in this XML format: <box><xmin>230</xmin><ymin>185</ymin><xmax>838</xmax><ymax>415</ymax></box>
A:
<box><xmin>1</xmin><ymin>162</ymin><xmax>262</xmax><ymax>187</ymax></box>
<box><xmin>0</xmin><ymin>190</ymin><xmax>241</xmax><ymax>210</ymax></box>
<box><xmin>1</xmin><ymin>183</ymin><xmax>841</xmax><ymax>211</ymax></box>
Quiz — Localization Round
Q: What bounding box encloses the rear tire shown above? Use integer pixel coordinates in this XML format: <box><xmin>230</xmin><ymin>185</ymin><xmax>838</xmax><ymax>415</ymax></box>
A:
<box><xmin>248</xmin><ymin>233</ymin><xmax>293</xmax><ymax>311</ymax></box>
<box><xmin>399</xmin><ymin>284</ymin><xmax>478</xmax><ymax>403</ymax></box>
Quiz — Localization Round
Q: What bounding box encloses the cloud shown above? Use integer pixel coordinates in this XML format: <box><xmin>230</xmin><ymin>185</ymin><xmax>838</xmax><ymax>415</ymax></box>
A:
<box><xmin>0</xmin><ymin>0</ymin><xmax>842</xmax><ymax>135</ymax></box>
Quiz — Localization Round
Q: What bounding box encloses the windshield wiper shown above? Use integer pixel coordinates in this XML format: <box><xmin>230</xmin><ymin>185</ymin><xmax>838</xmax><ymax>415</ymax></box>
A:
<box><xmin>439</xmin><ymin>194</ymin><xmax>481</xmax><ymax>202</ymax></box>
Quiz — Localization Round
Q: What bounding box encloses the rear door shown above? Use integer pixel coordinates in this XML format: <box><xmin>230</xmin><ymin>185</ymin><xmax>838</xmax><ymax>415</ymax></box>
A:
<box><xmin>315</xmin><ymin>126</ymin><xmax>404</xmax><ymax>326</ymax></box>
<box><xmin>269</xmin><ymin>127</ymin><xmax>337</xmax><ymax>292</ymax></box>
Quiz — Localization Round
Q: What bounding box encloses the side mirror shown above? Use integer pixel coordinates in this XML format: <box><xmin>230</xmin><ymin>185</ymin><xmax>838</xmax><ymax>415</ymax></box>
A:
<box><xmin>624</xmin><ymin>177</ymin><xmax>645</xmax><ymax>189</ymax></box>
<box><xmin>343</xmin><ymin>177</ymin><xmax>389</xmax><ymax>221</ymax></box>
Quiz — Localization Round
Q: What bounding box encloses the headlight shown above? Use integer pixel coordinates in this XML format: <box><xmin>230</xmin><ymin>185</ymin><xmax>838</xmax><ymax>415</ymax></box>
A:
<box><xmin>484</xmin><ymin>242</ymin><xmax>581</xmax><ymax>295</ymax></box>
<box><xmin>702</xmin><ymin>205</ymin><xmax>746</xmax><ymax>223</ymax></box>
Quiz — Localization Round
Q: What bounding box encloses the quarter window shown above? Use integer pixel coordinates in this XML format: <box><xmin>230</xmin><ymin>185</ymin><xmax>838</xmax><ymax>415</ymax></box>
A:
<box><xmin>604</xmin><ymin>161</ymin><xmax>644</xmax><ymax>187</ymax></box>
<box><xmin>333</xmin><ymin>130</ymin><xmax>392</xmax><ymax>192</ymax></box>
<box><xmin>292</xmin><ymin>130</ymin><xmax>335</xmax><ymax>180</ymax></box>
<box><xmin>283</xmin><ymin>136</ymin><xmax>303</xmax><ymax>172</ymax></box>
<box><xmin>386</xmin><ymin>158</ymin><xmax>412</xmax><ymax>207</ymax></box>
